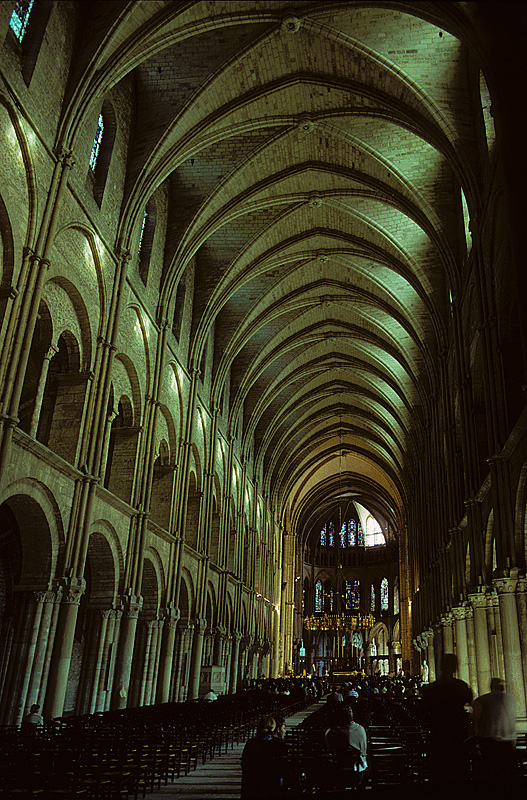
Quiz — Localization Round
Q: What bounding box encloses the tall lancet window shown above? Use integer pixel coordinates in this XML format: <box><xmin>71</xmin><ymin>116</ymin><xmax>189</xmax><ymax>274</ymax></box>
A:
<box><xmin>9</xmin><ymin>0</ymin><xmax>35</xmax><ymax>41</ymax></box>
<box><xmin>90</xmin><ymin>114</ymin><xmax>104</xmax><ymax>171</ymax></box>
<box><xmin>315</xmin><ymin>580</ymin><xmax>323</xmax><ymax>613</ymax></box>
<box><xmin>381</xmin><ymin>577</ymin><xmax>389</xmax><ymax>611</ymax></box>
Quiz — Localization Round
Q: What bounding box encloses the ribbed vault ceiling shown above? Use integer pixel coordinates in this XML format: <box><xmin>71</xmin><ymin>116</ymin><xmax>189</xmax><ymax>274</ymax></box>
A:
<box><xmin>69</xmin><ymin>1</ymin><xmax>484</xmax><ymax>543</ymax></box>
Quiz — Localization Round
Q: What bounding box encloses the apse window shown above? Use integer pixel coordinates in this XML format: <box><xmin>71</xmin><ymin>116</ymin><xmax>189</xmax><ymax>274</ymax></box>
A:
<box><xmin>365</xmin><ymin>515</ymin><xmax>385</xmax><ymax>547</ymax></box>
<box><xmin>90</xmin><ymin>114</ymin><xmax>104</xmax><ymax>171</ymax></box>
<box><xmin>9</xmin><ymin>0</ymin><xmax>35</xmax><ymax>42</ymax></box>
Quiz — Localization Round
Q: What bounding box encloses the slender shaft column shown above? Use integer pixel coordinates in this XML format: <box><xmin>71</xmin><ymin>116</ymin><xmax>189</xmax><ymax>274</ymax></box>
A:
<box><xmin>88</xmin><ymin>610</ymin><xmax>110</xmax><ymax>713</ymax></box>
<box><xmin>494</xmin><ymin>576</ymin><xmax>526</xmax><ymax>716</ymax></box>
<box><xmin>188</xmin><ymin>618</ymin><xmax>207</xmax><ymax>699</ymax></box>
<box><xmin>37</xmin><ymin>592</ymin><xmax>62</xmax><ymax>710</ymax></box>
<box><xmin>44</xmin><ymin>578</ymin><xmax>85</xmax><ymax>719</ymax></box>
<box><xmin>174</xmin><ymin>621</ymin><xmax>192</xmax><ymax>701</ymax></box>
<box><xmin>26</xmin><ymin>590</ymin><xmax>57</xmax><ymax>708</ymax></box>
<box><xmin>96</xmin><ymin>610</ymin><xmax>120</xmax><ymax>712</ymax></box>
<box><xmin>468</xmin><ymin>591</ymin><xmax>492</xmax><ymax>696</ymax></box>
<box><xmin>156</xmin><ymin>607</ymin><xmax>180</xmax><ymax>704</ymax></box>
<box><xmin>229</xmin><ymin>631</ymin><xmax>242</xmax><ymax>694</ymax></box>
<box><xmin>424</xmin><ymin>629</ymin><xmax>436</xmax><ymax>682</ymax></box>
<box><xmin>111</xmin><ymin>596</ymin><xmax>142</xmax><ymax>709</ymax></box>
<box><xmin>140</xmin><ymin>620</ymin><xmax>156</xmax><ymax>706</ymax></box>
<box><xmin>13</xmin><ymin>593</ymin><xmax>47</xmax><ymax>723</ymax></box>
<box><xmin>464</xmin><ymin>606</ymin><xmax>478</xmax><ymax>697</ymax></box>
<box><xmin>28</xmin><ymin>345</ymin><xmax>58</xmax><ymax>436</ymax></box>
<box><xmin>516</xmin><ymin>579</ymin><xmax>527</xmax><ymax>696</ymax></box>
<box><xmin>452</xmin><ymin>607</ymin><xmax>470</xmax><ymax>685</ymax></box>
<box><xmin>441</xmin><ymin>612</ymin><xmax>454</xmax><ymax>654</ymax></box>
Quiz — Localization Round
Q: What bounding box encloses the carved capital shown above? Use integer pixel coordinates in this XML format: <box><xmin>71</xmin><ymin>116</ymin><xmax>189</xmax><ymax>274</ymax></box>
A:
<box><xmin>516</xmin><ymin>578</ymin><xmax>527</xmax><ymax>594</ymax></box>
<box><xmin>58</xmin><ymin>576</ymin><xmax>86</xmax><ymax>605</ymax></box>
<box><xmin>193</xmin><ymin>617</ymin><xmax>207</xmax><ymax>635</ymax></box>
<box><xmin>452</xmin><ymin>606</ymin><xmax>467</xmax><ymax>621</ymax></box>
<box><xmin>440</xmin><ymin>612</ymin><xmax>453</xmax><ymax>627</ymax></box>
<box><xmin>120</xmin><ymin>593</ymin><xmax>143</xmax><ymax>617</ymax></box>
<box><xmin>468</xmin><ymin>591</ymin><xmax>489</xmax><ymax>609</ymax></box>
<box><xmin>494</xmin><ymin>577</ymin><xmax>518</xmax><ymax>595</ymax></box>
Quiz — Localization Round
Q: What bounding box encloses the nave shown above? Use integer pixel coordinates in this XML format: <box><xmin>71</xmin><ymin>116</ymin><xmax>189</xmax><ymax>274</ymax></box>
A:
<box><xmin>4</xmin><ymin>680</ymin><xmax>527</xmax><ymax>799</ymax></box>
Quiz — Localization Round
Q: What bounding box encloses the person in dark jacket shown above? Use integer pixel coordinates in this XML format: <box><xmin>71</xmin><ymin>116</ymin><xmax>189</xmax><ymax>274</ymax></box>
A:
<box><xmin>241</xmin><ymin>715</ymin><xmax>288</xmax><ymax>798</ymax></box>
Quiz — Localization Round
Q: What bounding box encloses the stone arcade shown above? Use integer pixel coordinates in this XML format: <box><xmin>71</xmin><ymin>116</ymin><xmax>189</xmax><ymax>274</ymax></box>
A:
<box><xmin>0</xmin><ymin>0</ymin><xmax>526</xmax><ymax>729</ymax></box>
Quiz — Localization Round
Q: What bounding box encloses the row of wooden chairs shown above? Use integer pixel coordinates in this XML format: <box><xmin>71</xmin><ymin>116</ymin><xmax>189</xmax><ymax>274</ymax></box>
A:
<box><xmin>0</xmin><ymin>694</ymin><xmax>308</xmax><ymax>799</ymax></box>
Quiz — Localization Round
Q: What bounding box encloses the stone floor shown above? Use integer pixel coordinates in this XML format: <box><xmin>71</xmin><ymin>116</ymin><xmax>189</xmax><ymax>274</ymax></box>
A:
<box><xmin>142</xmin><ymin>701</ymin><xmax>325</xmax><ymax>799</ymax></box>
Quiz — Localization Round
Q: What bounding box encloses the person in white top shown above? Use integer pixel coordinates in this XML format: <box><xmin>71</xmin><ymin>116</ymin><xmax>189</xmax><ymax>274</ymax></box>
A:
<box><xmin>325</xmin><ymin>704</ymin><xmax>369</xmax><ymax>786</ymax></box>
<box><xmin>472</xmin><ymin>677</ymin><xmax>517</xmax><ymax>780</ymax></box>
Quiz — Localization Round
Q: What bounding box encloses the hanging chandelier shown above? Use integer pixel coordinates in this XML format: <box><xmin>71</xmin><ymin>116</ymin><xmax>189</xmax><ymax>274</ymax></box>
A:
<box><xmin>304</xmin><ymin>611</ymin><xmax>375</xmax><ymax>632</ymax></box>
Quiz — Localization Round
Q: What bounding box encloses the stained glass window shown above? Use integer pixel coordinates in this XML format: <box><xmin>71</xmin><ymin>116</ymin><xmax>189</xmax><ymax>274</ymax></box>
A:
<box><xmin>348</xmin><ymin>519</ymin><xmax>356</xmax><ymax>546</ymax></box>
<box><xmin>9</xmin><ymin>0</ymin><xmax>35</xmax><ymax>42</ymax></box>
<box><xmin>320</xmin><ymin>526</ymin><xmax>326</xmax><ymax>547</ymax></box>
<box><xmin>357</xmin><ymin>522</ymin><xmax>364</xmax><ymax>547</ymax></box>
<box><xmin>315</xmin><ymin>580</ymin><xmax>323</xmax><ymax>612</ymax></box>
<box><xmin>138</xmin><ymin>209</ymin><xmax>148</xmax><ymax>254</ymax></box>
<box><xmin>328</xmin><ymin>522</ymin><xmax>334</xmax><ymax>547</ymax></box>
<box><xmin>345</xmin><ymin>580</ymin><xmax>353</xmax><ymax>609</ymax></box>
<box><xmin>90</xmin><ymin>114</ymin><xmax>104</xmax><ymax>171</ymax></box>
<box><xmin>394</xmin><ymin>576</ymin><xmax>400</xmax><ymax>615</ymax></box>
<box><xmin>352</xmin><ymin>631</ymin><xmax>362</xmax><ymax>648</ymax></box>
<box><xmin>353</xmin><ymin>579</ymin><xmax>360</xmax><ymax>610</ymax></box>
<box><xmin>339</xmin><ymin>522</ymin><xmax>347</xmax><ymax>548</ymax></box>
<box><xmin>381</xmin><ymin>577</ymin><xmax>389</xmax><ymax>611</ymax></box>
<box><xmin>329</xmin><ymin>589</ymin><xmax>334</xmax><ymax>612</ymax></box>
<box><xmin>370</xmin><ymin>584</ymin><xmax>375</xmax><ymax>612</ymax></box>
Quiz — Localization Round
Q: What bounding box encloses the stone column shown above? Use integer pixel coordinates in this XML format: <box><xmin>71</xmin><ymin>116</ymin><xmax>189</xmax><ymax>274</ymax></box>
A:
<box><xmin>441</xmin><ymin>612</ymin><xmax>454</xmax><ymax>654</ymax></box>
<box><xmin>424</xmin><ymin>629</ymin><xmax>436</xmax><ymax>682</ymax></box>
<box><xmin>516</xmin><ymin>578</ymin><xmax>527</xmax><ymax>696</ymax></box>
<box><xmin>28</xmin><ymin>345</ymin><xmax>58</xmax><ymax>436</ymax></box>
<box><xmin>111</xmin><ymin>595</ymin><xmax>142</xmax><ymax>709</ymax></box>
<box><xmin>96</xmin><ymin>609</ymin><xmax>120</xmax><ymax>712</ymax></box>
<box><xmin>139</xmin><ymin>620</ymin><xmax>155</xmax><ymax>706</ymax></box>
<box><xmin>88</xmin><ymin>609</ymin><xmax>111</xmax><ymax>713</ymax></box>
<box><xmin>494</xmin><ymin>576</ymin><xmax>526</xmax><ymax>716</ymax></box>
<box><xmin>452</xmin><ymin>607</ymin><xmax>470</xmax><ymax>685</ymax></box>
<box><xmin>229</xmin><ymin>631</ymin><xmax>242</xmax><ymax>694</ymax></box>
<box><xmin>43</xmin><ymin>577</ymin><xmax>85</xmax><ymax>720</ymax></box>
<box><xmin>156</xmin><ymin>607</ymin><xmax>180</xmax><ymax>704</ymax></box>
<box><xmin>213</xmin><ymin>626</ymin><xmax>226</xmax><ymax>664</ymax></box>
<box><xmin>37</xmin><ymin>591</ymin><xmax>62</xmax><ymax>710</ymax></box>
<box><xmin>488</xmin><ymin>593</ymin><xmax>505</xmax><ymax>679</ymax></box>
<box><xmin>26</xmin><ymin>589</ymin><xmax>58</xmax><ymax>709</ymax></box>
<box><xmin>188</xmin><ymin>618</ymin><xmax>207</xmax><ymax>699</ymax></box>
<box><xmin>468</xmin><ymin>591</ymin><xmax>492</xmax><ymax>696</ymax></box>
<box><xmin>464</xmin><ymin>606</ymin><xmax>478</xmax><ymax>697</ymax></box>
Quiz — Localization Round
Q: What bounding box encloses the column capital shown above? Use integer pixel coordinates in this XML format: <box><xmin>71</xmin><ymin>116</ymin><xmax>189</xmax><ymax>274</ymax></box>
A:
<box><xmin>58</xmin><ymin>576</ymin><xmax>86</xmax><ymax>605</ymax></box>
<box><xmin>193</xmin><ymin>617</ymin><xmax>207</xmax><ymax>635</ymax></box>
<box><xmin>493</xmin><ymin>576</ymin><xmax>518</xmax><ymax>595</ymax></box>
<box><xmin>468</xmin><ymin>591</ymin><xmax>490</xmax><ymax>609</ymax></box>
<box><xmin>452</xmin><ymin>605</ymin><xmax>467</xmax><ymax>621</ymax></box>
<box><xmin>516</xmin><ymin>577</ymin><xmax>527</xmax><ymax>593</ymax></box>
<box><xmin>120</xmin><ymin>593</ymin><xmax>143</xmax><ymax>617</ymax></box>
<box><xmin>440</xmin><ymin>612</ymin><xmax>453</xmax><ymax>626</ymax></box>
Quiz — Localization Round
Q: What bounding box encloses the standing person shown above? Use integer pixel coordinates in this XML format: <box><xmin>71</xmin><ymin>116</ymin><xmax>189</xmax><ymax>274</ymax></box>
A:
<box><xmin>472</xmin><ymin>677</ymin><xmax>517</xmax><ymax>780</ymax></box>
<box><xmin>324</xmin><ymin>705</ymin><xmax>369</xmax><ymax>789</ymax></box>
<box><xmin>241</xmin><ymin>715</ymin><xmax>288</xmax><ymax>798</ymax></box>
<box><xmin>421</xmin><ymin>653</ymin><xmax>473</xmax><ymax>784</ymax></box>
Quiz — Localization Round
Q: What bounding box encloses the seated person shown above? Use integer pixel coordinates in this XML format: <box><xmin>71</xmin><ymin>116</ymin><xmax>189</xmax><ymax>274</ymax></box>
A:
<box><xmin>241</xmin><ymin>715</ymin><xmax>289</xmax><ymax>798</ymax></box>
<box><xmin>325</xmin><ymin>704</ymin><xmax>368</xmax><ymax>784</ymax></box>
